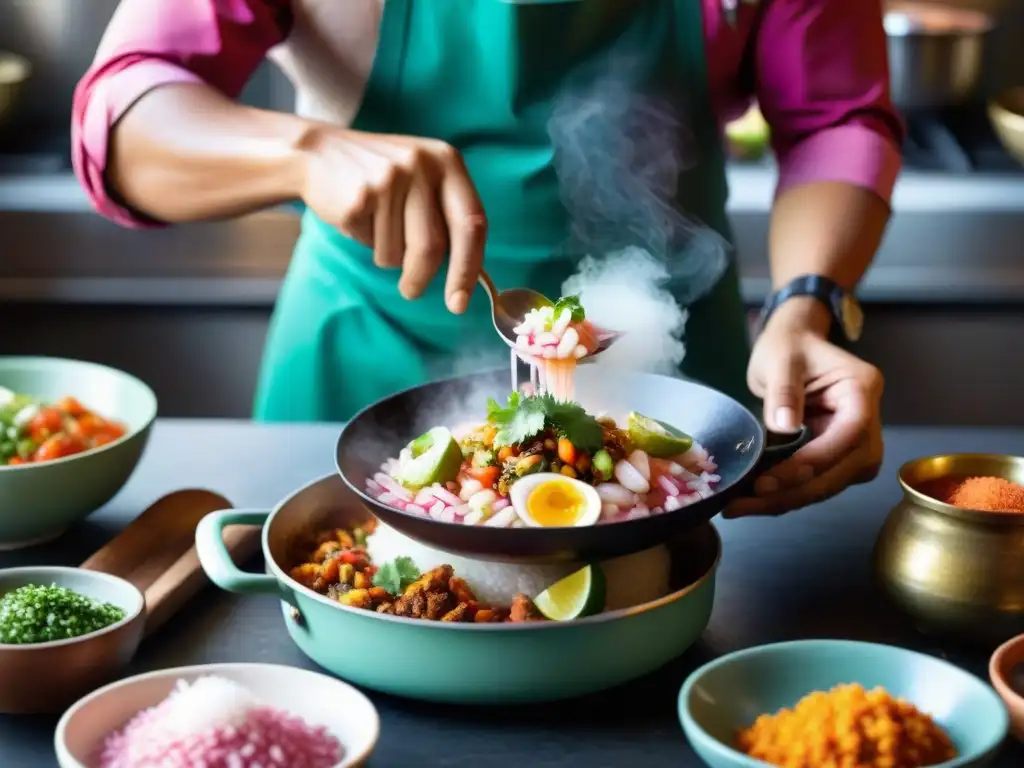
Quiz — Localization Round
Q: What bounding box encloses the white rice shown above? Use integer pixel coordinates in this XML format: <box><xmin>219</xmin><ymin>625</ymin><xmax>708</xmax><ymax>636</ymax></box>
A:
<box><xmin>365</xmin><ymin>522</ymin><xmax>671</xmax><ymax>611</ymax></box>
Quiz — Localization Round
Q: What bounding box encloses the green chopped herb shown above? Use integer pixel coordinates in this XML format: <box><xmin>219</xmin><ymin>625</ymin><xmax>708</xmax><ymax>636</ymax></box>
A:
<box><xmin>0</xmin><ymin>583</ymin><xmax>126</xmax><ymax>644</ymax></box>
<box><xmin>486</xmin><ymin>393</ymin><xmax>603</xmax><ymax>453</ymax></box>
<box><xmin>372</xmin><ymin>556</ymin><xmax>420</xmax><ymax>596</ymax></box>
<box><xmin>553</xmin><ymin>294</ymin><xmax>585</xmax><ymax>323</ymax></box>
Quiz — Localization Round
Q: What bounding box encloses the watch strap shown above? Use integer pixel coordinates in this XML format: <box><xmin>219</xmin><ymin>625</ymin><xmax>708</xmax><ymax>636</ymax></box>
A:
<box><xmin>759</xmin><ymin>274</ymin><xmax>861</xmax><ymax>343</ymax></box>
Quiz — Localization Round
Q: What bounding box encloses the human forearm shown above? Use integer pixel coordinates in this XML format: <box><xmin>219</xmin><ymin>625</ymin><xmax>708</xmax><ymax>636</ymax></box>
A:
<box><xmin>107</xmin><ymin>83</ymin><xmax>311</xmax><ymax>223</ymax></box>
<box><xmin>766</xmin><ymin>181</ymin><xmax>890</xmax><ymax>335</ymax></box>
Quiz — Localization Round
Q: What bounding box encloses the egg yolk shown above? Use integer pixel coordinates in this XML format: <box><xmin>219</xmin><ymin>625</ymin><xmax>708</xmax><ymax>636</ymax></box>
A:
<box><xmin>526</xmin><ymin>479</ymin><xmax>587</xmax><ymax>527</ymax></box>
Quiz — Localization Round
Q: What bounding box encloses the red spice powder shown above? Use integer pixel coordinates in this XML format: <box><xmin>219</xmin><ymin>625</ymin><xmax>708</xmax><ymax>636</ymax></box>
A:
<box><xmin>918</xmin><ymin>475</ymin><xmax>1024</xmax><ymax>513</ymax></box>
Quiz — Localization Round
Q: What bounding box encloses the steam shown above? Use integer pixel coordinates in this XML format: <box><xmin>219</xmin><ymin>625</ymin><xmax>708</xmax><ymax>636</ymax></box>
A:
<box><xmin>562</xmin><ymin>248</ymin><xmax>687</xmax><ymax>375</ymax></box>
<box><xmin>548</xmin><ymin>50</ymin><xmax>731</xmax><ymax>374</ymax></box>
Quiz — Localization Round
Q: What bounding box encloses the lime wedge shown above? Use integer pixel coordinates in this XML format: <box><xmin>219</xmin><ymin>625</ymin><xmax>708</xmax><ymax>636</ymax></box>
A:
<box><xmin>626</xmin><ymin>412</ymin><xmax>693</xmax><ymax>458</ymax></box>
<box><xmin>534</xmin><ymin>564</ymin><xmax>606</xmax><ymax>621</ymax></box>
<box><xmin>393</xmin><ymin>427</ymin><xmax>464</xmax><ymax>489</ymax></box>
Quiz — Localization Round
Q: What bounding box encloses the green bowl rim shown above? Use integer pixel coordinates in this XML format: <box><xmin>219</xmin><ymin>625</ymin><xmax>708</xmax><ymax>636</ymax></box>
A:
<box><xmin>0</xmin><ymin>565</ymin><xmax>146</xmax><ymax>650</ymax></box>
<box><xmin>264</xmin><ymin>474</ymin><xmax>722</xmax><ymax>633</ymax></box>
<box><xmin>53</xmin><ymin>662</ymin><xmax>381</xmax><ymax>768</ymax></box>
<box><xmin>678</xmin><ymin>638</ymin><xmax>1010</xmax><ymax>768</ymax></box>
<box><xmin>0</xmin><ymin>356</ymin><xmax>157</xmax><ymax>474</ymax></box>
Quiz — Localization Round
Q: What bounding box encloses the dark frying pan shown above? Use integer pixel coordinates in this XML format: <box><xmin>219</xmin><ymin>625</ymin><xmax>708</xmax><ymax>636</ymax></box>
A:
<box><xmin>336</xmin><ymin>367</ymin><xmax>807</xmax><ymax>563</ymax></box>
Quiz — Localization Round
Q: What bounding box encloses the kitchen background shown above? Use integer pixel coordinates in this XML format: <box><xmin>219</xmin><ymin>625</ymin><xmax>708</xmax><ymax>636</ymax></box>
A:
<box><xmin>0</xmin><ymin>0</ymin><xmax>1022</xmax><ymax>425</ymax></box>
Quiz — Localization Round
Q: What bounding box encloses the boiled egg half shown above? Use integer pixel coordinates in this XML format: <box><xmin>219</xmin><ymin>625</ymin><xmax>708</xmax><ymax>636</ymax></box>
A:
<box><xmin>509</xmin><ymin>473</ymin><xmax>602</xmax><ymax>528</ymax></box>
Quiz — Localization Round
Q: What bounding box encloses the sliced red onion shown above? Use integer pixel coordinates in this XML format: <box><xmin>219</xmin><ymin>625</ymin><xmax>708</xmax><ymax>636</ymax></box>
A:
<box><xmin>614</xmin><ymin>459</ymin><xmax>650</xmax><ymax>494</ymax></box>
<box><xmin>663</xmin><ymin>496</ymin><xmax>681</xmax><ymax>512</ymax></box>
<box><xmin>439</xmin><ymin>508</ymin><xmax>457</xmax><ymax>524</ymax></box>
<box><xmin>626</xmin><ymin>504</ymin><xmax>650</xmax><ymax>520</ymax></box>
<box><xmin>365</xmin><ymin>479</ymin><xmax>383</xmax><ymax>495</ymax></box>
<box><xmin>492</xmin><ymin>498</ymin><xmax>511</xmax><ymax>512</ymax></box>
<box><xmin>451</xmin><ymin>504</ymin><xmax>471</xmax><ymax>517</ymax></box>
<box><xmin>430</xmin><ymin>486</ymin><xmax>462</xmax><ymax>507</ymax></box>
<box><xmin>406</xmin><ymin>504</ymin><xmax>428</xmax><ymax>516</ymax></box>
<box><xmin>596</xmin><ymin>483</ymin><xmax>638</xmax><ymax>507</ymax></box>
<box><xmin>702</xmin><ymin>472</ymin><xmax>722</xmax><ymax>484</ymax></box>
<box><xmin>373</xmin><ymin>473</ymin><xmax>413</xmax><ymax>502</ymax></box>
<box><xmin>484</xmin><ymin>507</ymin><xmax>518</xmax><ymax>527</ymax></box>
<box><xmin>414</xmin><ymin>488</ymin><xmax>437</xmax><ymax>507</ymax></box>
<box><xmin>652</xmin><ymin>506</ymin><xmax>664</xmax><ymax>515</ymax></box>
<box><xmin>464</xmin><ymin>509</ymin><xmax>484</xmax><ymax>525</ymax></box>
<box><xmin>657</xmin><ymin>475</ymin><xmax>681</xmax><ymax>497</ymax></box>
<box><xmin>667</xmin><ymin>462</ymin><xmax>684</xmax><ymax>476</ymax></box>
<box><xmin>428</xmin><ymin>500</ymin><xmax>446</xmax><ymax>518</ymax></box>
<box><xmin>628</xmin><ymin>450</ymin><xmax>651</xmax><ymax>482</ymax></box>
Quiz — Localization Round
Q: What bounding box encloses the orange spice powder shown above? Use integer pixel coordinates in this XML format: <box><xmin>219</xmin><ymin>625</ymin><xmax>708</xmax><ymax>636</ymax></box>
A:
<box><xmin>919</xmin><ymin>475</ymin><xmax>1024</xmax><ymax>513</ymax></box>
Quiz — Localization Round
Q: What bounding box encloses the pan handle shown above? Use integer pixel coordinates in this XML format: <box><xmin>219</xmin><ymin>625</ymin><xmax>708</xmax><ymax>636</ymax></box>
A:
<box><xmin>196</xmin><ymin>510</ymin><xmax>278</xmax><ymax>595</ymax></box>
<box><xmin>757</xmin><ymin>425</ymin><xmax>812</xmax><ymax>472</ymax></box>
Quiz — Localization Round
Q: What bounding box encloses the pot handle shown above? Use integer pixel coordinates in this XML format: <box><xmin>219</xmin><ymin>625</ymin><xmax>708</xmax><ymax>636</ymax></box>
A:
<box><xmin>195</xmin><ymin>510</ymin><xmax>278</xmax><ymax>595</ymax></box>
<box><xmin>757</xmin><ymin>425</ymin><xmax>812</xmax><ymax>472</ymax></box>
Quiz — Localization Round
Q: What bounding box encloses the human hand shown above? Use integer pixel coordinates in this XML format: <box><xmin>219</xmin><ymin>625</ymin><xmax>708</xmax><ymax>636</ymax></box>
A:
<box><xmin>723</xmin><ymin>299</ymin><xmax>884</xmax><ymax>517</ymax></box>
<box><xmin>299</xmin><ymin>128</ymin><xmax>487</xmax><ymax>313</ymax></box>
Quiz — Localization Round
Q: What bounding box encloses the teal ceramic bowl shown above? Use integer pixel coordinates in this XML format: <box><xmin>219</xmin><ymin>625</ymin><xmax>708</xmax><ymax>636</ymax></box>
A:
<box><xmin>196</xmin><ymin>473</ymin><xmax>720</xmax><ymax>704</ymax></box>
<box><xmin>0</xmin><ymin>357</ymin><xmax>157</xmax><ymax>549</ymax></box>
<box><xmin>679</xmin><ymin>639</ymin><xmax>1010</xmax><ymax>768</ymax></box>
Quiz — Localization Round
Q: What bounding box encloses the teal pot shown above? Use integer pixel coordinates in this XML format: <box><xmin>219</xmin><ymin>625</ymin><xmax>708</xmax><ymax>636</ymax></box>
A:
<box><xmin>0</xmin><ymin>357</ymin><xmax>157</xmax><ymax>549</ymax></box>
<box><xmin>679</xmin><ymin>639</ymin><xmax>1009</xmax><ymax>768</ymax></box>
<box><xmin>197</xmin><ymin>474</ymin><xmax>720</xmax><ymax>704</ymax></box>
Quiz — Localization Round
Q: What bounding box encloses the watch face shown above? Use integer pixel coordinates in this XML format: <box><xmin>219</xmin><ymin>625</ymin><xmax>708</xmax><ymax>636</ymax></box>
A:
<box><xmin>841</xmin><ymin>294</ymin><xmax>864</xmax><ymax>342</ymax></box>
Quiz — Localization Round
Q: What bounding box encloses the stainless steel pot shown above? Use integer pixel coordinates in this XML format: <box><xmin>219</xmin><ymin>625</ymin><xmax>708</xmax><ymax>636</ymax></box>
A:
<box><xmin>885</xmin><ymin>1</ymin><xmax>995</xmax><ymax>111</ymax></box>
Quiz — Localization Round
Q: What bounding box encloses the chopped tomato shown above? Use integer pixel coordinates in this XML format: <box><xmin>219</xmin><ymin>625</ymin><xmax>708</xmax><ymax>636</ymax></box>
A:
<box><xmin>27</xmin><ymin>407</ymin><xmax>64</xmax><ymax>441</ymax></box>
<box><xmin>91</xmin><ymin>429</ymin><xmax>123</xmax><ymax>447</ymax></box>
<box><xmin>33</xmin><ymin>434</ymin><xmax>86</xmax><ymax>463</ymax></box>
<box><xmin>467</xmin><ymin>465</ymin><xmax>500</xmax><ymax>488</ymax></box>
<box><xmin>54</xmin><ymin>396</ymin><xmax>86</xmax><ymax>417</ymax></box>
<box><xmin>6</xmin><ymin>457</ymin><xmax>25</xmax><ymax>466</ymax></box>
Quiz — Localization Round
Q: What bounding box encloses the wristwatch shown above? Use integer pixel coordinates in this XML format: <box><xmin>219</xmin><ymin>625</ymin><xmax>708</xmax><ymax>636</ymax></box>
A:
<box><xmin>758</xmin><ymin>274</ymin><xmax>864</xmax><ymax>343</ymax></box>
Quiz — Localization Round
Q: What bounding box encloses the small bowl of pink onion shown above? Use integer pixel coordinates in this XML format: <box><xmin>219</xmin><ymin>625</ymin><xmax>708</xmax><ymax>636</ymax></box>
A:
<box><xmin>54</xmin><ymin>662</ymin><xmax>380</xmax><ymax>768</ymax></box>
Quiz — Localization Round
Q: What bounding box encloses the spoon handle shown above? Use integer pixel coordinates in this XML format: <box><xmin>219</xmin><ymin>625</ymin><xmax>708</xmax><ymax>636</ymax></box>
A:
<box><xmin>478</xmin><ymin>270</ymin><xmax>499</xmax><ymax>307</ymax></box>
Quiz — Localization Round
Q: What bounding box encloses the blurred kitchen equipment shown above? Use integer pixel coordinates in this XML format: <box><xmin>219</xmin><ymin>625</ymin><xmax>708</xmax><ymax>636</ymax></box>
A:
<box><xmin>0</xmin><ymin>0</ymin><xmax>120</xmax><ymax>134</ymax></box>
<box><xmin>0</xmin><ymin>52</ymin><xmax>30</xmax><ymax>127</ymax></box>
<box><xmin>988</xmin><ymin>87</ymin><xmax>1024</xmax><ymax>166</ymax></box>
<box><xmin>884</xmin><ymin>1</ymin><xmax>995</xmax><ymax>111</ymax></box>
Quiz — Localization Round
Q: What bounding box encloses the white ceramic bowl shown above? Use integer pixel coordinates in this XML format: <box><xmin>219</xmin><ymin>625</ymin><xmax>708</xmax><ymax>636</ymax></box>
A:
<box><xmin>55</xmin><ymin>662</ymin><xmax>381</xmax><ymax>768</ymax></box>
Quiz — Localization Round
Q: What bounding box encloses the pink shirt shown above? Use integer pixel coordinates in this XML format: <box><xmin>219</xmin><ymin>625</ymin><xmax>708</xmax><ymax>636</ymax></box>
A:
<box><xmin>72</xmin><ymin>0</ymin><xmax>904</xmax><ymax>228</ymax></box>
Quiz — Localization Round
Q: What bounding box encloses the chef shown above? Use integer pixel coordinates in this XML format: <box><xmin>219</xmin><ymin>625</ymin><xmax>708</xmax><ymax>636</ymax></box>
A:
<box><xmin>72</xmin><ymin>0</ymin><xmax>902</xmax><ymax>516</ymax></box>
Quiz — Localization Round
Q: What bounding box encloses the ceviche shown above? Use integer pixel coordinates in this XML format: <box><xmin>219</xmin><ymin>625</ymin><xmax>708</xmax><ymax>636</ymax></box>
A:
<box><xmin>366</xmin><ymin>395</ymin><xmax>720</xmax><ymax>528</ymax></box>
<box><xmin>0</xmin><ymin>388</ymin><xmax>127</xmax><ymax>466</ymax></box>
<box><xmin>511</xmin><ymin>295</ymin><xmax>604</xmax><ymax>402</ymax></box>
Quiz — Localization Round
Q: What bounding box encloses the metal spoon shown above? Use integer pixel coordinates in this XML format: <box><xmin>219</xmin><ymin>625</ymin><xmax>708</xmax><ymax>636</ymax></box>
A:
<box><xmin>476</xmin><ymin>270</ymin><xmax>623</xmax><ymax>357</ymax></box>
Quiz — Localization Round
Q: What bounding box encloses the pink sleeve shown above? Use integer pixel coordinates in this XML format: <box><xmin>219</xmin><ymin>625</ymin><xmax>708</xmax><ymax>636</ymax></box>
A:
<box><xmin>753</xmin><ymin>0</ymin><xmax>905</xmax><ymax>203</ymax></box>
<box><xmin>72</xmin><ymin>0</ymin><xmax>292</xmax><ymax>228</ymax></box>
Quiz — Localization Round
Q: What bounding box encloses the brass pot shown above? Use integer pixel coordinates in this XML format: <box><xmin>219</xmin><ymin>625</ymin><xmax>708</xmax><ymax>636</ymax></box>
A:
<box><xmin>873</xmin><ymin>453</ymin><xmax>1024</xmax><ymax>647</ymax></box>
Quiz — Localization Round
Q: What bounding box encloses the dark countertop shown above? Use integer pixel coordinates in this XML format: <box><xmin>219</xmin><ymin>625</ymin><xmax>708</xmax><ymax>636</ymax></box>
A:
<box><xmin>1</xmin><ymin>420</ymin><xmax>1023</xmax><ymax>767</ymax></box>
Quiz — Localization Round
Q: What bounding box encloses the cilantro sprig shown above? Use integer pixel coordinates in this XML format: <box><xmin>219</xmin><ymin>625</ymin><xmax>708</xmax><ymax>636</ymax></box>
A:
<box><xmin>372</xmin><ymin>556</ymin><xmax>420</xmax><ymax>596</ymax></box>
<box><xmin>553</xmin><ymin>294</ymin><xmax>585</xmax><ymax>323</ymax></box>
<box><xmin>485</xmin><ymin>393</ymin><xmax>603</xmax><ymax>453</ymax></box>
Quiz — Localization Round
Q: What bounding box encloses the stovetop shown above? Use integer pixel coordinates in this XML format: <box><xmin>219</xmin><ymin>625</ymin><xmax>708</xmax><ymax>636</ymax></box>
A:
<box><xmin>0</xmin><ymin>108</ymin><xmax>1021</xmax><ymax>176</ymax></box>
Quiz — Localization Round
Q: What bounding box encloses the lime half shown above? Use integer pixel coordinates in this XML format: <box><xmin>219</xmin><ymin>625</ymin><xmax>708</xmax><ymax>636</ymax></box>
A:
<box><xmin>626</xmin><ymin>412</ymin><xmax>693</xmax><ymax>458</ymax></box>
<box><xmin>393</xmin><ymin>427</ymin><xmax>464</xmax><ymax>490</ymax></box>
<box><xmin>534</xmin><ymin>564</ymin><xmax>606</xmax><ymax>621</ymax></box>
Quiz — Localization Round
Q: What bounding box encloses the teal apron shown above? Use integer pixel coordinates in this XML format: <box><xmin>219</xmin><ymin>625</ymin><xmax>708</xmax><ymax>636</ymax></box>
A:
<box><xmin>254</xmin><ymin>0</ymin><xmax>753</xmax><ymax>422</ymax></box>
